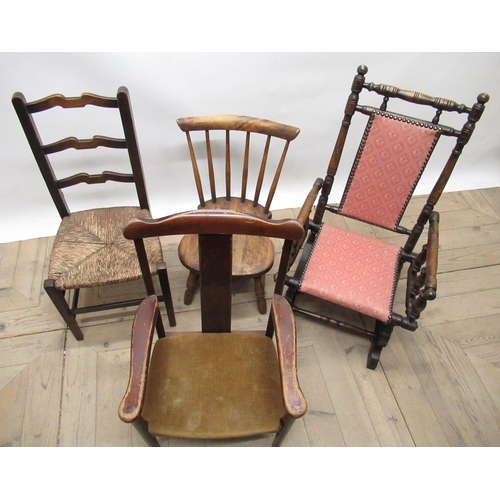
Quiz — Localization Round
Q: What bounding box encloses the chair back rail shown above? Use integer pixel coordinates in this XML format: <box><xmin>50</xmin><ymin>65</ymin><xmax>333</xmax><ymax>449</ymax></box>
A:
<box><xmin>177</xmin><ymin>115</ymin><xmax>300</xmax><ymax>214</ymax></box>
<box><xmin>12</xmin><ymin>86</ymin><xmax>150</xmax><ymax>218</ymax></box>
<box><xmin>125</xmin><ymin>210</ymin><xmax>304</xmax><ymax>333</ymax></box>
<box><xmin>316</xmin><ymin>65</ymin><xmax>489</xmax><ymax>252</ymax></box>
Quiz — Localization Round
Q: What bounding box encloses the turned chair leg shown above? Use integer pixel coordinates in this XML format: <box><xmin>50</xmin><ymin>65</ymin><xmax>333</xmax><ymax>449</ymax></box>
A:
<box><xmin>44</xmin><ymin>279</ymin><xmax>84</xmax><ymax>341</ymax></box>
<box><xmin>254</xmin><ymin>275</ymin><xmax>267</xmax><ymax>315</ymax></box>
<box><xmin>184</xmin><ymin>271</ymin><xmax>199</xmax><ymax>305</ymax></box>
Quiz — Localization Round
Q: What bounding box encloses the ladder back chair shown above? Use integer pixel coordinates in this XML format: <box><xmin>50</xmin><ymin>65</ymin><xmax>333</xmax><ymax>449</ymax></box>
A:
<box><xmin>12</xmin><ymin>87</ymin><xmax>176</xmax><ymax>341</ymax></box>
<box><xmin>119</xmin><ymin>210</ymin><xmax>307</xmax><ymax>446</ymax></box>
<box><xmin>177</xmin><ymin>114</ymin><xmax>300</xmax><ymax>314</ymax></box>
<box><xmin>285</xmin><ymin>65</ymin><xmax>489</xmax><ymax>369</ymax></box>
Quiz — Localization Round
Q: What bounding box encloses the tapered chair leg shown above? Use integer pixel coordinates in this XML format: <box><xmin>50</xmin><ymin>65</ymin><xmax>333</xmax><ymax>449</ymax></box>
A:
<box><xmin>254</xmin><ymin>275</ymin><xmax>267</xmax><ymax>314</ymax></box>
<box><xmin>44</xmin><ymin>279</ymin><xmax>84</xmax><ymax>341</ymax></box>
<box><xmin>157</xmin><ymin>263</ymin><xmax>176</xmax><ymax>327</ymax></box>
<box><xmin>272</xmin><ymin>414</ymin><xmax>295</xmax><ymax>447</ymax></box>
<box><xmin>132</xmin><ymin>416</ymin><xmax>160</xmax><ymax>447</ymax></box>
<box><xmin>184</xmin><ymin>271</ymin><xmax>199</xmax><ymax>305</ymax></box>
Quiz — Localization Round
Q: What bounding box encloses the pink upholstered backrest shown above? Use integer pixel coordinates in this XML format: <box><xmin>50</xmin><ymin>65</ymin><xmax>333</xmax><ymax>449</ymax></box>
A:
<box><xmin>339</xmin><ymin>112</ymin><xmax>441</xmax><ymax>231</ymax></box>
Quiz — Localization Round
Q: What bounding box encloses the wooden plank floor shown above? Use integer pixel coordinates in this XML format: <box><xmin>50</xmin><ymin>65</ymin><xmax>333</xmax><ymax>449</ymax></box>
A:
<box><xmin>1</xmin><ymin>187</ymin><xmax>499</xmax><ymax>447</ymax></box>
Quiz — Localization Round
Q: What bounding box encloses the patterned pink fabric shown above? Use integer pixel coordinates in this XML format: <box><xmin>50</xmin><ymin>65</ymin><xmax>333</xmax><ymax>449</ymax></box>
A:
<box><xmin>340</xmin><ymin>113</ymin><xmax>440</xmax><ymax>230</ymax></box>
<box><xmin>299</xmin><ymin>224</ymin><xmax>402</xmax><ymax>322</ymax></box>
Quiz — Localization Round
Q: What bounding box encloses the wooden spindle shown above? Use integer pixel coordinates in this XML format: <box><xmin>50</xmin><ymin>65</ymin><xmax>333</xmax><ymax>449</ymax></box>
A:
<box><xmin>226</xmin><ymin>130</ymin><xmax>231</xmax><ymax>201</ymax></box>
<box><xmin>253</xmin><ymin>135</ymin><xmax>271</xmax><ymax>208</ymax></box>
<box><xmin>241</xmin><ymin>132</ymin><xmax>250</xmax><ymax>203</ymax></box>
<box><xmin>186</xmin><ymin>131</ymin><xmax>205</xmax><ymax>207</ymax></box>
<box><xmin>264</xmin><ymin>140</ymin><xmax>290</xmax><ymax>214</ymax></box>
<box><xmin>205</xmin><ymin>131</ymin><xmax>216</xmax><ymax>203</ymax></box>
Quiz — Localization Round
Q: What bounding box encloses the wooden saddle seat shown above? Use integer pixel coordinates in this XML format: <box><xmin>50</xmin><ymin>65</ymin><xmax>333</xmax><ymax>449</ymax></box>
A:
<box><xmin>119</xmin><ymin>209</ymin><xmax>307</xmax><ymax>446</ymax></box>
<box><xmin>176</xmin><ymin>114</ymin><xmax>300</xmax><ymax>314</ymax></box>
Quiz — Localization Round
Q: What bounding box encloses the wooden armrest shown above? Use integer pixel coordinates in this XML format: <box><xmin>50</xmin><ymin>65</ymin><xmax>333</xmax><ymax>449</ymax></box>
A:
<box><xmin>296</xmin><ymin>178</ymin><xmax>323</xmax><ymax>227</ymax></box>
<box><xmin>271</xmin><ymin>294</ymin><xmax>307</xmax><ymax>418</ymax></box>
<box><xmin>424</xmin><ymin>211</ymin><xmax>439</xmax><ymax>299</ymax></box>
<box><xmin>118</xmin><ymin>295</ymin><xmax>159</xmax><ymax>423</ymax></box>
<box><xmin>405</xmin><ymin>212</ymin><xmax>440</xmax><ymax>323</ymax></box>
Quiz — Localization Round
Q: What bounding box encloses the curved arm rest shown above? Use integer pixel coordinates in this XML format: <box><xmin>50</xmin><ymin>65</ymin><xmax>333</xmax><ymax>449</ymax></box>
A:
<box><xmin>118</xmin><ymin>295</ymin><xmax>159</xmax><ymax>423</ymax></box>
<box><xmin>271</xmin><ymin>294</ymin><xmax>307</xmax><ymax>419</ymax></box>
<box><xmin>406</xmin><ymin>212</ymin><xmax>440</xmax><ymax>323</ymax></box>
<box><xmin>296</xmin><ymin>178</ymin><xmax>323</xmax><ymax>228</ymax></box>
<box><xmin>424</xmin><ymin>211</ymin><xmax>439</xmax><ymax>299</ymax></box>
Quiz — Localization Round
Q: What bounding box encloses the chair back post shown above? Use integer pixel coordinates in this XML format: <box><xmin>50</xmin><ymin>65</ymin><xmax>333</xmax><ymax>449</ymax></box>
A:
<box><xmin>116</xmin><ymin>87</ymin><xmax>150</xmax><ymax>211</ymax></box>
<box><xmin>199</xmin><ymin>233</ymin><xmax>232</xmax><ymax>332</ymax></box>
<box><xmin>12</xmin><ymin>92</ymin><xmax>70</xmax><ymax>218</ymax></box>
<box><xmin>403</xmin><ymin>92</ymin><xmax>490</xmax><ymax>254</ymax></box>
<box><xmin>314</xmin><ymin>65</ymin><xmax>367</xmax><ymax>225</ymax></box>
<box><xmin>427</xmin><ymin>92</ymin><xmax>490</xmax><ymax>207</ymax></box>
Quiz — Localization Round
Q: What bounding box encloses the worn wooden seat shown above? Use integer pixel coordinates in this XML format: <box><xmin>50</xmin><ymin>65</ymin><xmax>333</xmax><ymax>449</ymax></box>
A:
<box><xmin>176</xmin><ymin>115</ymin><xmax>300</xmax><ymax>314</ymax></box>
<box><xmin>285</xmin><ymin>65</ymin><xmax>489</xmax><ymax>369</ymax></box>
<box><xmin>119</xmin><ymin>210</ymin><xmax>307</xmax><ymax>446</ymax></box>
<box><xmin>12</xmin><ymin>87</ymin><xmax>176</xmax><ymax>340</ymax></box>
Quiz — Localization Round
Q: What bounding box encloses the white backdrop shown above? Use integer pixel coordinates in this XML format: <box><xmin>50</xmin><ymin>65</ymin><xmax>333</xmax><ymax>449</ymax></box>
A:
<box><xmin>1</xmin><ymin>52</ymin><xmax>499</xmax><ymax>243</ymax></box>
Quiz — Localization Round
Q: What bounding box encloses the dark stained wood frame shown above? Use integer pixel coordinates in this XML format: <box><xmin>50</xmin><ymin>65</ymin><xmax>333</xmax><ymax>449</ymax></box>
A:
<box><xmin>119</xmin><ymin>209</ymin><xmax>306</xmax><ymax>446</ymax></box>
<box><xmin>285</xmin><ymin>65</ymin><xmax>489</xmax><ymax>369</ymax></box>
<box><xmin>12</xmin><ymin>87</ymin><xmax>176</xmax><ymax>340</ymax></box>
<box><xmin>176</xmin><ymin>115</ymin><xmax>300</xmax><ymax>314</ymax></box>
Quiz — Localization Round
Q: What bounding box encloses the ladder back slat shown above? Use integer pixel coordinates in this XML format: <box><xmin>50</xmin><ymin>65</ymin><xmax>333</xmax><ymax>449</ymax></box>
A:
<box><xmin>24</xmin><ymin>92</ymin><xmax>119</xmax><ymax>113</ymax></box>
<box><xmin>43</xmin><ymin>136</ymin><xmax>127</xmax><ymax>154</ymax></box>
<box><xmin>56</xmin><ymin>171</ymin><xmax>135</xmax><ymax>189</ymax></box>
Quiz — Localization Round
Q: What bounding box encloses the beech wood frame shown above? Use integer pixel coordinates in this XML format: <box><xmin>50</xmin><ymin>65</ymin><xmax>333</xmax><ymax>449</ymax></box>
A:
<box><xmin>285</xmin><ymin>65</ymin><xmax>489</xmax><ymax>369</ymax></box>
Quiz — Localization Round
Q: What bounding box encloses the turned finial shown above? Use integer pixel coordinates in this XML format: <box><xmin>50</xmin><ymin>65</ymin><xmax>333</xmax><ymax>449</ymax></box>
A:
<box><xmin>477</xmin><ymin>93</ymin><xmax>490</xmax><ymax>104</ymax></box>
<box><xmin>357</xmin><ymin>65</ymin><xmax>368</xmax><ymax>75</ymax></box>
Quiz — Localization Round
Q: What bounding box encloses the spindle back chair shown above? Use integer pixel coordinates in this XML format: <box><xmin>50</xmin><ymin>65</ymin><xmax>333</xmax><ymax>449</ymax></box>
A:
<box><xmin>12</xmin><ymin>87</ymin><xmax>176</xmax><ymax>340</ymax></box>
<box><xmin>285</xmin><ymin>65</ymin><xmax>489</xmax><ymax>369</ymax></box>
<box><xmin>177</xmin><ymin>114</ymin><xmax>300</xmax><ymax>313</ymax></box>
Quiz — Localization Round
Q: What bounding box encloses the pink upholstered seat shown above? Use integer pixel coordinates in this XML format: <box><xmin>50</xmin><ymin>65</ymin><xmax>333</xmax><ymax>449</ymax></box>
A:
<box><xmin>299</xmin><ymin>223</ymin><xmax>402</xmax><ymax>322</ymax></box>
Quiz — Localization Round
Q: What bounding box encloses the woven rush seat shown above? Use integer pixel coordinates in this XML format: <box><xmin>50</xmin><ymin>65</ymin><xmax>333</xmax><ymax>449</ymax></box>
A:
<box><xmin>142</xmin><ymin>333</ymin><xmax>285</xmax><ymax>439</ymax></box>
<box><xmin>299</xmin><ymin>223</ymin><xmax>402</xmax><ymax>322</ymax></box>
<box><xmin>48</xmin><ymin>206</ymin><xmax>163</xmax><ymax>290</ymax></box>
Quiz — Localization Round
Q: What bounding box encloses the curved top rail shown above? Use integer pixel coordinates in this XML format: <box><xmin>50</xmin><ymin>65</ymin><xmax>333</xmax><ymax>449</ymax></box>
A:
<box><xmin>123</xmin><ymin>209</ymin><xmax>304</xmax><ymax>241</ymax></box>
<box><xmin>13</xmin><ymin>92</ymin><xmax>119</xmax><ymax>113</ymax></box>
<box><xmin>176</xmin><ymin>114</ymin><xmax>300</xmax><ymax>141</ymax></box>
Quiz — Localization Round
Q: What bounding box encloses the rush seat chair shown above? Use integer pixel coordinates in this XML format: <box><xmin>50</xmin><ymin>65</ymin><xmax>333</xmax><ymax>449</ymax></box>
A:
<box><xmin>285</xmin><ymin>65</ymin><xmax>489</xmax><ymax>369</ymax></box>
<box><xmin>119</xmin><ymin>210</ymin><xmax>307</xmax><ymax>446</ymax></box>
<box><xmin>12</xmin><ymin>87</ymin><xmax>176</xmax><ymax>340</ymax></box>
<box><xmin>176</xmin><ymin>115</ymin><xmax>300</xmax><ymax>314</ymax></box>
